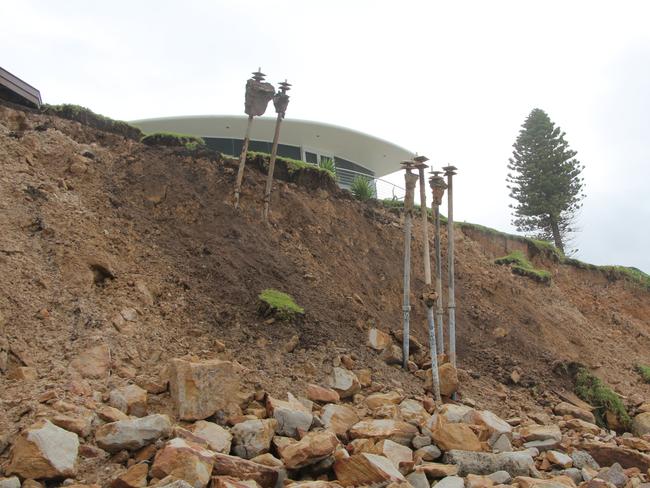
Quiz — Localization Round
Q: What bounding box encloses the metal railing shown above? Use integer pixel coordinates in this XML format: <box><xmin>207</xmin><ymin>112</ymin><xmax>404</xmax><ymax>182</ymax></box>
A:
<box><xmin>334</xmin><ymin>166</ymin><xmax>405</xmax><ymax>201</ymax></box>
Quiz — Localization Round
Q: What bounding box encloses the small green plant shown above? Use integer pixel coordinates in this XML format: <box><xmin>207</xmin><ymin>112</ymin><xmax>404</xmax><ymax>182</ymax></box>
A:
<box><xmin>318</xmin><ymin>157</ymin><xmax>336</xmax><ymax>178</ymax></box>
<box><xmin>636</xmin><ymin>364</ymin><xmax>650</xmax><ymax>383</ymax></box>
<box><xmin>350</xmin><ymin>175</ymin><xmax>375</xmax><ymax>201</ymax></box>
<box><xmin>258</xmin><ymin>289</ymin><xmax>304</xmax><ymax>321</ymax></box>
<box><xmin>494</xmin><ymin>250</ymin><xmax>551</xmax><ymax>283</ymax></box>
<box><xmin>141</xmin><ymin>132</ymin><xmax>205</xmax><ymax>149</ymax></box>
<box><xmin>574</xmin><ymin>367</ymin><xmax>630</xmax><ymax>429</ymax></box>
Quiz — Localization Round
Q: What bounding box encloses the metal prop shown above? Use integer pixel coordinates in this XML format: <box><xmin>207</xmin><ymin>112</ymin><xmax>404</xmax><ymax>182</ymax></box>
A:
<box><xmin>401</xmin><ymin>160</ymin><xmax>419</xmax><ymax>370</ymax></box>
<box><xmin>442</xmin><ymin>165</ymin><xmax>458</xmax><ymax>367</ymax></box>
<box><xmin>429</xmin><ymin>170</ymin><xmax>447</xmax><ymax>357</ymax></box>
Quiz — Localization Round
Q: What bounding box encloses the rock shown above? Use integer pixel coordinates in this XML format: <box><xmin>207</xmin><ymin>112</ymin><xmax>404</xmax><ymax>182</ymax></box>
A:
<box><xmin>211</xmin><ymin>477</ymin><xmax>260</xmax><ymax>488</ymax></box>
<box><xmin>51</xmin><ymin>414</ymin><xmax>93</xmax><ymax>438</ymax></box>
<box><xmin>110</xmin><ymin>462</ymin><xmax>148</xmax><ymax>488</ymax></box>
<box><xmin>368</xmin><ymin>328</ymin><xmax>392</xmax><ymax>351</ymax></box>
<box><xmin>168</xmin><ymin>358</ymin><xmax>239</xmax><ymax>421</ymax></box>
<box><xmin>443</xmin><ymin>450</ymin><xmax>537</xmax><ymax>477</ymax></box>
<box><xmin>328</xmin><ymin>368</ymin><xmax>361</xmax><ymax>399</ymax></box>
<box><xmin>95</xmin><ymin>414</ymin><xmax>172</xmax><ymax>452</ymax></box>
<box><xmin>430</xmin><ymin>416</ymin><xmax>482</xmax><ymax>452</ymax></box>
<box><xmin>0</xmin><ymin>477</ymin><xmax>21</xmax><ymax>488</ymax></box>
<box><xmin>466</xmin><ymin>474</ymin><xmax>495</xmax><ymax>488</ymax></box>
<box><xmin>557</xmin><ymin>468</ymin><xmax>582</xmax><ymax>485</ymax></box>
<box><xmin>306</xmin><ymin>385</ymin><xmax>339</xmax><ymax>404</ymax></box>
<box><xmin>365</xmin><ymin>392</ymin><xmax>403</xmax><ymax>410</ymax></box>
<box><xmin>439</xmin><ymin>363</ymin><xmax>459</xmax><ymax>397</ymax></box>
<box><xmin>518</xmin><ymin>424</ymin><xmax>562</xmax><ymax>442</ymax></box>
<box><xmin>513</xmin><ymin>476</ymin><xmax>575</xmax><ymax>488</ymax></box>
<box><xmin>321</xmin><ymin>404</ymin><xmax>360</xmax><ymax>437</ymax></box>
<box><xmin>373</xmin><ymin>439</ymin><xmax>413</xmax><ymax>474</ymax></box>
<box><xmin>463</xmin><ymin>410</ymin><xmax>512</xmax><ymax>441</ymax></box>
<box><xmin>231</xmin><ymin>419</ymin><xmax>277</xmax><ymax>459</ymax></box>
<box><xmin>523</xmin><ymin>439</ymin><xmax>560</xmax><ymax>452</ymax></box>
<box><xmin>412</xmin><ymin>434</ymin><xmax>431</xmax><ymax>449</ymax></box>
<box><xmin>547</xmin><ymin>450</ymin><xmax>573</xmax><ymax>468</ymax></box>
<box><xmin>399</xmin><ymin>399</ymin><xmax>431</xmax><ymax>427</ymax></box>
<box><xmin>333</xmin><ymin>453</ymin><xmax>406</xmax><ymax>486</ymax></box>
<box><xmin>491</xmin><ymin>434</ymin><xmax>513</xmax><ymax>452</ymax></box>
<box><xmin>415</xmin><ymin>462</ymin><xmax>459</xmax><ymax>478</ymax></box>
<box><xmin>433</xmin><ymin>476</ymin><xmax>465</xmax><ymax>488</ymax></box>
<box><xmin>8</xmin><ymin>366</ymin><xmax>37</xmax><ymax>380</ymax></box>
<box><xmin>154</xmin><ymin>479</ymin><xmax>194</xmax><ymax>488</ymax></box>
<box><xmin>414</xmin><ymin>445</ymin><xmax>442</xmax><ymax>462</ymax></box>
<box><xmin>355</xmin><ymin>369</ymin><xmax>372</xmax><ymax>387</ymax></box>
<box><xmin>579</xmin><ymin>441</ymin><xmax>650</xmax><ymax>471</ymax></box>
<box><xmin>569</xmin><ymin>450</ymin><xmax>599</xmax><ymax>470</ymax></box>
<box><xmin>406</xmin><ymin>471</ymin><xmax>429</xmax><ymax>488</ymax></box>
<box><xmin>109</xmin><ymin>384</ymin><xmax>148</xmax><ymax>417</ymax></box>
<box><xmin>266</xmin><ymin>394</ymin><xmax>312</xmax><ymax>438</ymax></box>
<box><xmin>617</xmin><ymin>436</ymin><xmax>650</xmax><ymax>451</ymax></box>
<box><xmin>71</xmin><ymin>344</ymin><xmax>111</xmax><ymax>378</ymax></box>
<box><xmin>379</xmin><ymin>345</ymin><xmax>403</xmax><ymax>365</ymax></box>
<box><xmin>553</xmin><ymin>402</ymin><xmax>595</xmax><ymax>424</ymax></box>
<box><xmin>276</xmin><ymin>430</ymin><xmax>339</xmax><ymax>469</ymax></box>
<box><xmin>349</xmin><ymin>419</ymin><xmax>419</xmax><ymax>446</ymax></box>
<box><xmin>488</xmin><ymin>470</ymin><xmax>512</xmax><ymax>484</ymax></box>
<box><xmin>151</xmin><ymin>438</ymin><xmax>216</xmax><ymax>488</ymax></box>
<box><xmin>435</xmin><ymin>404</ymin><xmax>474</xmax><ymax>423</ymax></box>
<box><xmin>563</xmin><ymin>419</ymin><xmax>600</xmax><ymax>435</ymax></box>
<box><xmin>21</xmin><ymin>482</ymin><xmax>44</xmax><ymax>488</ymax></box>
<box><xmin>135</xmin><ymin>375</ymin><xmax>168</xmax><ymax>394</ymax></box>
<box><xmin>6</xmin><ymin>419</ymin><xmax>79</xmax><ymax>479</ymax></box>
<box><xmin>212</xmin><ymin>453</ymin><xmax>279</xmax><ymax>488</ymax></box>
<box><xmin>594</xmin><ymin>463</ymin><xmax>627</xmax><ymax>488</ymax></box>
<box><xmin>188</xmin><ymin>421</ymin><xmax>232</xmax><ymax>453</ymax></box>
<box><xmin>97</xmin><ymin>405</ymin><xmax>130</xmax><ymax>422</ymax></box>
<box><xmin>632</xmin><ymin>412</ymin><xmax>650</xmax><ymax>437</ymax></box>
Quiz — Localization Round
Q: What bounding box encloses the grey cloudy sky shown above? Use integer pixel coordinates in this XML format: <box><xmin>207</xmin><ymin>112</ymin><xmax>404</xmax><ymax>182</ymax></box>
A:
<box><xmin>2</xmin><ymin>0</ymin><xmax>649</xmax><ymax>272</ymax></box>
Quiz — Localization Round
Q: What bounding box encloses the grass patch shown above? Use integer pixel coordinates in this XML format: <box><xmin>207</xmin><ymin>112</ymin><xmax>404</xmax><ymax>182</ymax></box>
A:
<box><xmin>258</xmin><ymin>289</ymin><xmax>304</xmax><ymax>321</ymax></box>
<box><xmin>495</xmin><ymin>250</ymin><xmax>551</xmax><ymax>283</ymax></box>
<box><xmin>563</xmin><ymin>260</ymin><xmax>650</xmax><ymax>290</ymax></box>
<box><xmin>574</xmin><ymin>367</ymin><xmax>631</xmax><ymax>429</ymax></box>
<box><xmin>247</xmin><ymin>151</ymin><xmax>335</xmax><ymax>179</ymax></box>
<box><xmin>636</xmin><ymin>364</ymin><xmax>650</xmax><ymax>383</ymax></box>
<box><xmin>141</xmin><ymin>132</ymin><xmax>205</xmax><ymax>149</ymax></box>
<box><xmin>318</xmin><ymin>157</ymin><xmax>336</xmax><ymax>178</ymax></box>
<box><xmin>42</xmin><ymin>103</ymin><xmax>142</xmax><ymax>139</ymax></box>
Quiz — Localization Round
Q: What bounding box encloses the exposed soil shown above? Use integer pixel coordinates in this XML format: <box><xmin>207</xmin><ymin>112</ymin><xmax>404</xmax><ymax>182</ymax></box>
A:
<box><xmin>0</xmin><ymin>103</ymin><xmax>649</xmax><ymax>481</ymax></box>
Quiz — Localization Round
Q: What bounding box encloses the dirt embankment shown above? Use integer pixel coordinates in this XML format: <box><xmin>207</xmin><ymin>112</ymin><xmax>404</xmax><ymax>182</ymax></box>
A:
<box><xmin>0</xmin><ymin>102</ymin><xmax>649</xmax><ymax>447</ymax></box>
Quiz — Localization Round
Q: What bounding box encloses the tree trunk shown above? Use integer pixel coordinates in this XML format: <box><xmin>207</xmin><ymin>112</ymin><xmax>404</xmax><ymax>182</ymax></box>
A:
<box><xmin>549</xmin><ymin>216</ymin><xmax>564</xmax><ymax>253</ymax></box>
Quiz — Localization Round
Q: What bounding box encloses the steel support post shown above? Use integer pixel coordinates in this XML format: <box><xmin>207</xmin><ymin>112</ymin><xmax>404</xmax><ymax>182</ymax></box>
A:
<box><xmin>434</xmin><ymin>204</ymin><xmax>444</xmax><ymax>355</ymax></box>
<box><xmin>443</xmin><ymin>165</ymin><xmax>458</xmax><ymax>367</ymax></box>
<box><xmin>234</xmin><ymin>114</ymin><xmax>254</xmax><ymax>209</ymax></box>
<box><xmin>401</xmin><ymin>162</ymin><xmax>419</xmax><ymax>370</ymax></box>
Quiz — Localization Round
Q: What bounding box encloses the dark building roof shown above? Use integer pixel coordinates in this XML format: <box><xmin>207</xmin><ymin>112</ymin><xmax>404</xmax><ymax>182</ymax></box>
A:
<box><xmin>0</xmin><ymin>67</ymin><xmax>42</xmax><ymax>108</ymax></box>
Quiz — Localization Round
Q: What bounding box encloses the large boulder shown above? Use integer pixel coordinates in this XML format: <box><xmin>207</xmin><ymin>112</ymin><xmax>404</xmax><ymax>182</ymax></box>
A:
<box><xmin>6</xmin><ymin>419</ymin><xmax>79</xmax><ymax>479</ymax></box>
<box><xmin>333</xmin><ymin>453</ymin><xmax>406</xmax><ymax>486</ymax></box>
<box><xmin>368</xmin><ymin>328</ymin><xmax>392</xmax><ymax>351</ymax></box>
<box><xmin>0</xmin><ymin>478</ymin><xmax>20</xmax><ymax>488</ymax></box>
<box><xmin>321</xmin><ymin>404</ymin><xmax>360</xmax><ymax>437</ymax></box>
<box><xmin>632</xmin><ymin>412</ymin><xmax>650</xmax><ymax>437</ymax></box>
<box><xmin>430</xmin><ymin>416</ymin><xmax>482</xmax><ymax>452</ymax></box>
<box><xmin>212</xmin><ymin>453</ymin><xmax>280</xmax><ymax>488</ymax></box>
<box><xmin>349</xmin><ymin>419</ymin><xmax>419</xmax><ymax>446</ymax></box>
<box><xmin>518</xmin><ymin>424</ymin><xmax>562</xmax><ymax>443</ymax></box>
<box><xmin>109</xmin><ymin>384</ymin><xmax>148</xmax><ymax>417</ymax></box>
<box><xmin>579</xmin><ymin>441</ymin><xmax>650</xmax><ymax>471</ymax></box>
<box><xmin>463</xmin><ymin>410</ymin><xmax>512</xmax><ymax>441</ymax></box>
<box><xmin>365</xmin><ymin>392</ymin><xmax>403</xmax><ymax>411</ymax></box>
<box><xmin>443</xmin><ymin>450</ymin><xmax>537</xmax><ymax>477</ymax></box>
<box><xmin>373</xmin><ymin>439</ymin><xmax>413</xmax><ymax>474</ymax></box>
<box><xmin>328</xmin><ymin>368</ymin><xmax>361</xmax><ymax>399</ymax></box>
<box><xmin>276</xmin><ymin>430</ymin><xmax>339</xmax><ymax>469</ymax></box>
<box><xmin>151</xmin><ymin>438</ymin><xmax>216</xmax><ymax>488</ymax></box>
<box><xmin>399</xmin><ymin>399</ymin><xmax>431</xmax><ymax>428</ymax></box>
<box><xmin>188</xmin><ymin>420</ymin><xmax>232</xmax><ymax>454</ymax></box>
<box><xmin>168</xmin><ymin>358</ymin><xmax>239</xmax><ymax>420</ymax></box>
<box><xmin>231</xmin><ymin>419</ymin><xmax>277</xmax><ymax>459</ymax></box>
<box><xmin>95</xmin><ymin>414</ymin><xmax>172</xmax><ymax>452</ymax></box>
<box><xmin>266</xmin><ymin>394</ymin><xmax>312</xmax><ymax>438</ymax></box>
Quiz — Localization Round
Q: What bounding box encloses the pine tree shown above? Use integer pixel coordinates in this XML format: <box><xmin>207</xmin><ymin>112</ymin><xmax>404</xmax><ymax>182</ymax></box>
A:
<box><xmin>507</xmin><ymin>109</ymin><xmax>585</xmax><ymax>254</ymax></box>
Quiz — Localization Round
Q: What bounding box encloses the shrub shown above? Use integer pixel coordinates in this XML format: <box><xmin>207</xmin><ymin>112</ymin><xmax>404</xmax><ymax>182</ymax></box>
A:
<box><xmin>258</xmin><ymin>289</ymin><xmax>304</xmax><ymax>321</ymax></box>
<box><xmin>494</xmin><ymin>250</ymin><xmax>551</xmax><ymax>284</ymax></box>
<box><xmin>141</xmin><ymin>132</ymin><xmax>205</xmax><ymax>149</ymax></box>
<box><xmin>318</xmin><ymin>157</ymin><xmax>336</xmax><ymax>178</ymax></box>
<box><xmin>636</xmin><ymin>364</ymin><xmax>650</xmax><ymax>383</ymax></box>
<box><xmin>574</xmin><ymin>367</ymin><xmax>631</xmax><ymax>429</ymax></box>
<box><xmin>350</xmin><ymin>175</ymin><xmax>375</xmax><ymax>201</ymax></box>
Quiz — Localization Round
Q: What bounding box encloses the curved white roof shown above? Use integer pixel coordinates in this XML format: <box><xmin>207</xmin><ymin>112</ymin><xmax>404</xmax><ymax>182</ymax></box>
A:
<box><xmin>130</xmin><ymin>115</ymin><xmax>414</xmax><ymax>177</ymax></box>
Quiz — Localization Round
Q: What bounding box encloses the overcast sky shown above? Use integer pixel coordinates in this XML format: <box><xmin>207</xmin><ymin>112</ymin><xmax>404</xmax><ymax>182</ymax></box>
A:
<box><xmin>3</xmin><ymin>0</ymin><xmax>649</xmax><ymax>272</ymax></box>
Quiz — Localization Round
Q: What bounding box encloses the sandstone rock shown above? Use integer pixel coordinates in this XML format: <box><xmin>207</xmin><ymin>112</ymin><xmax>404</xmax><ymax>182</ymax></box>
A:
<box><xmin>151</xmin><ymin>438</ymin><xmax>216</xmax><ymax>488</ymax></box>
<box><xmin>379</xmin><ymin>345</ymin><xmax>403</xmax><ymax>365</ymax></box>
<box><xmin>398</xmin><ymin>399</ymin><xmax>431</xmax><ymax>427</ymax></box>
<box><xmin>211</xmin><ymin>477</ymin><xmax>260</xmax><ymax>488</ymax></box>
<box><xmin>231</xmin><ymin>419</ymin><xmax>277</xmax><ymax>459</ymax></box>
<box><xmin>617</xmin><ymin>436</ymin><xmax>650</xmax><ymax>451</ymax></box>
<box><xmin>306</xmin><ymin>385</ymin><xmax>340</xmax><ymax>404</ymax></box>
<box><xmin>365</xmin><ymin>392</ymin><xmax>403</xmax><ymax>410</ymax></box>
<box><xmin>569</xmin><ymin>450</ymin><xmax>599</xmax><ymax>470</ymax></box>
<box><xmin>594</xmin><ymin>463</ymin><xmax>627</xmax><ymax>488</ymax></box>
<box><xmin>135</xmin><ymin>375</ymin><xmax>168</xmax><ymax>394</ymax></box>
<box><xmin>212</xmin><ymin>453</ymin><xmax>279</xmax><ymax>488</ymax></box>
<box><xmin>513</xmin><ymin>476</ymin><xmax>575</xmax><ymax>488</ymax></box>
<box><xmin>488</xmin><ymin>470</ymin><xmax>512</xmax><ymax>484</ymax></box>
<box><xmin>368</xmin><ymin>328</ymin><xmax>392</xmax><ymax>351</ymax></box>
<box><xmin>412</xmin><ymin>434</ymin><xmax>431</xmax><ymax>449</ymax></box>
<box><xmin>434</xmin><ymin>476</ymin><xmax>465</xmax><ymax>488</ymax></box>
<box><xmin>97</xmin><ymin>405</ymin><xmax>130</xmax><ymax>422</ymax></box>
<box><xmin>414</xmin><ymin>445</ymin><xmax>442</xmax><ymax>462</ymax></box>
<box><xmin>563</xmin><ymin>419</ymin><xmax>600</xmax><ymax>435</ymax></box>
<box><xmin>51</xmin><ymin>413</ymin><xmax>93</xmax><ymax>438</ymax></box>
<box><xmin>110</xmin><ymin>462</ymin><xmax>148</xmax><ymax>488</ymax></box>
<box><xmin>277</xmin><ymin>430</ymin><xmax>339</xmax><ymax>469</ymax></box>
<box><xmin>439</xmin><ymin>363</ymin><xmax>459</xmax><ymax>397</ymax></box>
<box><xmin>95</xmin><ymin>414</ymin><xmax>172</xmax><ymax>452</ymax></box>
<box><xmin>547</xmin><ymin>450</ymin><xmax>573</xmax><ymax>468</ymax></box>
<box><xmin>266</xmin><ymin>394</ymin><xmax>312</xmax><ymax>437</ymax></box>
<box><xmin>518</xmin><ymin>424</ymin><xmax>562</xmax><ymax>443</ymax></box>
<box><xmin>553</xmin><ymin>402</ymin><xmax>595</xmax><ymax>424</ymax></box>
<box><xmin>153</xmin><ymin>479</ymin><xmax>194</xmax><ymax>488</ymax></box>
<box><xmin>405</xmin><ymin>471</ymin><xmax>429</xmax><ymax>488</ymax></box>
<box><xmin>579</xmin><ymin>441</ymin><xmax>650</xmax><ymax>471</ymax></box>
<box><xmin>463</xmin><ymin>410</ymin><xmax>512</xmax><ymax>440</ymax></box>
<box><xmin>321</xmin><ymin>404</ymin><xmax>360</xmax><ymax>437</ymax></box>
<box><xmin>21</xmin><ymin>481</ymin><xmax>44</xmax><ymax>488</ymax></box>
<box><xmin>632</xmin><ymin>412</ymin><xmax>650</xmax><ymax>437</ymax></box>
<box><xmin>355</xmin><ymin>369</ymin><xmax>372</xmax><ymax>387</ymax></box>
<box><xmin>443</xmin><ymin>450</ymin><xmax>537</xmax><ymax>477</ymax></box>
<box><xmin>328</xmin><ymin>368</ymin><xmax>361</xmax><ymax>399</ymax></box>
<box><xmin>415</xmin><ymin>462</ymin><xmax>458</xmax><ymax>478</ymax></box>
<box><xmin>435</xmin><ymin>404</ymin><xmax>474</xmax><ymax>423</ymax></box>
<box><xmin>110</xmin><ymin>384</ymin><xmax>148</xmax><ymax>417</ymax></box>
<box><xmin>430</xmin><ymin>416</ymin><xmax>482</xmax><ymax>452</ymax></box>
<box><xmin>71</xmin><ymin>344</ymin><xmax>111</xmax><ymax>379</ymax></box>
<box><xmin>8</xmin><ymin>366</ymin><xmax>37</xmax><ymax>380</ymax></box>
<box><xmin>523</xmin><ymin>438</ymin><xmax>560</xmax><ymax>452</ymax></box>
<box><xmin>349</xmin><ymin>419</ymin><xmax>419</xmax><ymax>446</ymax></box>
<box><xmin>373</xmin><ymin>439</ymin><xmax>413</xmax><ymax>474</ymax></box>
<box><xmin>491</xmin><ymin>434</ymin><xmax>513</xmax><ymax>452</ymax></box>
<box><xmin>348</xmin><ymin>438</ymin><xmax>377</xmax><ymax>455</ymax></box>
<box><xmin>169</xmin><ymin>358</ymin><xmax>239</xmax><ymax>421</ymax></box>
<box><xmin>6</xmin><ymin>419</ymin><xmax>79</xmax><ymax>479</ymax></box>
<box><xmin>333</xmin><ymin>453</ymin><xmax>406</xmax><ymax>486</ymax></box>
<box><xmin>188</xmin><ymin>421</ymin><xmax>232</xmax><ymax>454</ymax></box>
<box><xmin>466</xmin><ymin>474</ymin><xmax>495</xmax><ymax>488</ymax></box>
<box><xmin>0</xmin><ymin>477</ymin><xmax>20</xmax><ymax>488</ymax></box>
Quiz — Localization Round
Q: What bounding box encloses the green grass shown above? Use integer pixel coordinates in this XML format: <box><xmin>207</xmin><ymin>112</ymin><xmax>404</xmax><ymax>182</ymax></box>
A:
<box><xmin>495</xmin><ymin>250</ymin><xmax>551</xmax><ymax>283</ymax></box>
<box><xmin>350</xmin><ymin>175</ymin><xmax>375</xmax><ymax>201</ymax></box>
<box><xmin>574</xmin><ymin>367</ymin><xmax>631</xmax><ymax>429</ymax></box>
<box><xmin>247</xmin><ymin>151</ymin><xmax>335</xmax><ymax>179</ymax></box>
<box><xmin>42</xmin><ymin>103</ymin><xmax>141</xmax><ymax>139</ymax></box>
<box><xmin>636</xmin><ymin>364</ymin><xmax>650</xmax><ymax>383</ymax></box>
<box><xmin>563</xmin><ymin>260</ymin><xmax>650</xmax><ymax>290</ymax></box>
<box><xmin>141</xmin><ymin>132</ymin><xmax>205</xmax><ymax>149</ymax></box>
<box><xmin>258</xmin><ymin>289</ymin><xmax>304</xmax><ymax>320</ymax></box>
<box><xmin>318</xmin><ymin>157</ymin><xmax>336</xmax><ymax>178</ymax></box>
